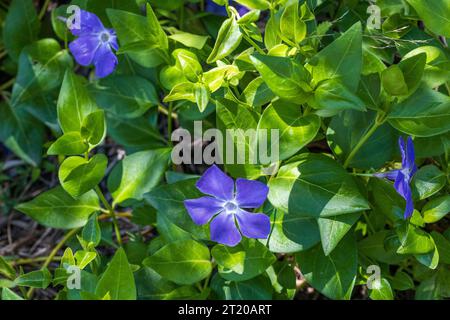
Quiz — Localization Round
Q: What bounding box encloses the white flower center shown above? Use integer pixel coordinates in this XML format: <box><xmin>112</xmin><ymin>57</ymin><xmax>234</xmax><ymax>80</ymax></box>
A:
<box><xmin>100</xmin><ymin>31</ymin><xmax>111</xmax><ymax>43</ymax></box>
<box><xmin>223</xmin><ymin>201</ymin><xmax>238</xmax><ymax>214</ymax></box>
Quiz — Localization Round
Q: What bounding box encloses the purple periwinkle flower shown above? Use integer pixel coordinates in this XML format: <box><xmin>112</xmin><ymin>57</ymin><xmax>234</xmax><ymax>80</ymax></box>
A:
<box><xmin>205</xmin><ymin>1</ymin><xmax>250</xmax><ymax>17</ymax></box>
<box><xmin>184</xmin><ymin>165</ymin><xmax>271</xmax><ymax>246</ymax></box>
<box><xmin>375</xmin><ymin>136</ymin><xmax>417</xmax><ymax>219</ymax></box>
<box><xmin>67</xmin><ymin>10</ymin><xmax>119</xmax><ymax>78</ymax></box>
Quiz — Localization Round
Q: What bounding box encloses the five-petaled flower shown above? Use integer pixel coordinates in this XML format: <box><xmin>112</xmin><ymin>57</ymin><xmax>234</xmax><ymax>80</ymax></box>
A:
<box><xmin>375</xmin><ymin>136</ymin><xmax>417</xmax><ymax>219</ymax></box>
<box><xmin>67</xmin><ymin>10</ymin><xmax>119</xmax><ymax>78</ymax></box>
<box><xmin>184</xmin><ymin>165</ymin><xmax>271</xmax><ymax>247</ymax></box>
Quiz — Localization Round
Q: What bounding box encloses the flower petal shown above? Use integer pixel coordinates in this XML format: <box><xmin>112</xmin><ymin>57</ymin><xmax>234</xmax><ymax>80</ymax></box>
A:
<box><xmin>184</xmin><ymin>197</ymin><xmax>225</xmax><ymax>225</ymax></box>
<box><xmin>406</xmin><ymin>136</ymin><xmax>417</xmax><ymax>176</ymax></box>
<box><xmin>69</xmin><ymin>10</ymin><xmax>105</xmax><ymax>36</ymax></box>
<box><xmin>196</xmin><ymin>165</ymin><xmax>234</xmax><ymax>201</ymax></box>
<box><xmin>374</xmin><ymin>170</ymin><xmax>400</xmax><ymax>181</ymax></box>
<box><xmin>394</xmin><ymin>171</ymin><xmax>414</xmax><ymax>219</ymax></box>
<box><xmin>235</xmin><ymin>209</ymin><xmax>271</xmax><ymax>239</ymax></box>
<box><xmin>210</xmin><ymin>213</ymin><xmax>241</xmax><ymax>246</ymax></box>
<box><xmin>107</xmin><ymin>29</ymin><xmax>119</xmax><ymax>51</ymax></box>
<box><xmin>69</xmin><ymin>35</ymin><xmax>100</xmax><ymax>66</ymax></box>
<box><xmin>93</xmin><ymin>44</ymin><xmax>118</xmax><ymax>78</ymax></box>
<box><xmin>235</xmin><ymin>178</ymin><xmax>269</xmax><ymax>208</ymax></box>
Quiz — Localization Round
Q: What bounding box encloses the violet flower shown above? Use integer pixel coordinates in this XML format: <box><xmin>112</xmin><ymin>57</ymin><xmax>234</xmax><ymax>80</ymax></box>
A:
<box><xmin>375</xmin><ymin>136</ymin><xmax>417</xmax><ymax>219</ymax></box>
<box><xmin>67</xmin><ymin>10</ymin><xmax>119</xmax><ymax>78</ymax></box>
<box><xmin>184</xmin><ymin>165</ymin><xmax>271</xmax><ymax>246</ymax></box>
<box><xmin>205</xmin><ymin>1</ymin><xmax>250</xmax><ymax>17</ymax></box>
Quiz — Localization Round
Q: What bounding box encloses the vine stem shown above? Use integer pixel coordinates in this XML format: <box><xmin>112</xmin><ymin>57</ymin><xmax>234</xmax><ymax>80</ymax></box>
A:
<box><xmin>0</xmin><ymin>77</ymin><xmax>15</xmax><ymax>91</ymax></box>
<box><xmin>38</xmin><ymin>0</ymin><xmax>51</xmax><ymax>20</ymax></box>
<box><xmin>12</xmin><ymin>256</ymin><xmax>62</xmax><ymax>266</ymax></box>
<box><xmin>27</xmin><ymin>228</ymin><xmax>80</xmax><ymax>299</ymax></box>
<box><xmin>95</xmin><ymin>186</ymin><xmax>122</xmax><ymax>246</ymax></box>
<box><xmin>168</xmin><ymin>102</ymin><xmax>174</xmax><ymax>146</ymax></box>
<box><xmin>242</xmin><ymin>33</ymin><xmax>265</xmax><ymax>55</ymax></box>
<box><xmin>343</xmin><ymin>114</ymin><xmax>384</xmax><ymax>169</ymax></box>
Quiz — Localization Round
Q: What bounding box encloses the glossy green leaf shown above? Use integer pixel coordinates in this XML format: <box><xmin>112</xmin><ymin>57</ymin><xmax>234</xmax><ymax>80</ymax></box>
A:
<box><xmin>15</xmin><ymin>268</ymin><xmax>51</xmax><ymax>289</ymax></box>
<box><xmin>412</xmin><ymin>165</ymin><xmax>446</xmax><ymax>200</ymax></box>
<box><xmin>369</xmin><ymin>278</ymin><xmax>394</xmax><ymax>300</ymax></box>
<box><xmin>3</xmin><ymin>0</ymin><xmax>40</xmax><ymax>61</ymax></box>
<box><xmin>96</xmin><ymin>248</ymin><xmax>136</xmax><ymax>300</ymax></box>
<box><xmin>82</xmin><ymin>213</ymin><xmax>101</xmax><ymax>246</ymax></box>
<box><xmin>257</xmin><ymin>101</ymin><xmax>320</xmax><ymax>161</ymax></box>
<box><xmin>207</xmin><ymin>15</ymin><xmax>243</xmax><ymax>64</ymax></box>
<box><xmin>108</xmin><ymin>149</ymin><xmax>171</xmax><ymax>205</ymax></box>
<box><xmin>90</xmin><ymin>76</ymin><xmax>158</xmax><ymax>119</ymax></box>
<box><xmin>406</xmin><ymin>0</ymin><xmax>450</xmax><ymax>37</ymax></box>
<box><xmin>15</xmin><ymin>186</ymin><xmax>100</xmax><ymax>229</ymax></box>
<box><xmin>47</xmin><ymin>132</ymin><xmax>89</xmax><ymax>156</ymax></box>
<box><xmin>59</xmin><ymin>154</ymin><xmax>107</xmax><ymax>198</ymax></box>
<box><xmin>296</xmin><ymin>233</ymin><xmax>357</xmax><ymax>300</ymax></box>
<box><xmin>213</xmin><ymin>239</ymin><xmax>276</xmax><ymax>281</ymax></box>
<box><xmin>268</xmin><ymin>153</ymin><xmax>369</xmax><ymax>217</ymax></box>
<box><xmin>423</xmin><ymin>196</ymin><xmax>450</xmax><ymax>223</ymax></box>
<box><xmin>143</xmin><ymin>239</ymin><xmax>212</xmax><ymax>285</ymax></box>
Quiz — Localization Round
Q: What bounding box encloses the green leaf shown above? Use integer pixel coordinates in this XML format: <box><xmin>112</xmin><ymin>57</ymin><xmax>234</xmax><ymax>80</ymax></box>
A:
<box><xmin>406</xmin><ymin>0</ymin><xmax>450</xmax><ymax>37</ymax></box>
<box><xmin>96</xmin><ymin>248</ymin><xmax>136</xmax><ymax>300</ymax></box>
<box><xmin>194</xmin><ymin>83</ymin><xmax>210</xmax><ymax>112</ymax></box>
<box><xmin>15</xmin><ymin>186</ymin><xmax>100</xmax><ymax>229</ymax></box>
<box><xmin>59</xmin><ymin>155</ymin><xmax>107</xmax><ymax>198</ymax></box>
<box><xmin>313</xmin><ymin>80</ymin><xmax>365</xmax><ymax>116</ymax></box>
<box><xmin>423</xmin><ymin>196</ymin><xmax>450</xmax><ymax>224</ymax></box>
<box><xmin>15</xmin><ymin>269</ymin><xmax>51</xmax><ymax>289</ymax></box>
<box><xmin>47</xmin><ymin>132</ymin><xmax>89</xmax><ymax>156</ymax></box>
<box><xmin>257</xmin><ymin>101</ymin><xmax>320</xmax><ymax>161</ymax></box>
<box><xmin>145</xmin><ymin>179</ymin><xmax>209</xmax><ymax>240</ymax></box>
<box><xmin>107</xmin><ymin>5</ymin><xmax>168</xmax><ymax>68</ymax></box>
<box><xmin>412</xmin><ymin>165</ymin><xmax>446</xmax><ymax>200</ymax></box>
<box><xmin>234</xmin><ymin>0</ymin><xmax>270</xmax><ymax>10</ymax></box>
<box><xmin>242</xmin><ymin>77</ymin><xmax>275</xmax><ymax>107</ymax></box>
<box><xmin>250</xmin><ymin>54</ymin><xmax>312</xmax><ymax>103</ymax></box>
<box><xmin>280</xmin><ymin>1</ymin><xmax>306</xmax><ymax>44</ymax></box>
<box><xmin>213</xmin><ymin>239</ymin><xmax>276</xmax><ymax>281</ymax></box>
<box><xmin>143</xmin><ymin>239</ymin><xmax>212</xmax><ymax>285</ymax></box>
<box><xmin>265</xmin><ymin>209</ymin><xmax>320</xmax><ymax>253</ymax></box>
<box><xmin>358</xmin><ymin>231</ymin><xmax>405</xmax><ymax>264</ymax></box>
<box><xmin>296</xmin><ymin>232</ymin><xmax>357</xmax><ymax>300</ymax></box>
<box><xmin>168</xmin><ymin>32</ymin><xmax>209</xmax><ymax>50</ymax></box>
<box><xmin>387</xmin><ymin>87</ymin><xmax>450</xmax><ymax>137</ymax></box>
<box><xmin>135</xmin><ymin>267</ymin><xmax>199</xmax><ymax>300</ymax></box>
<box><xmin>211</xmin><ymin>273</ymin><xmax>272</xmax><ymax>300</ymax></box>
<box><xmin>215</xmin><ymin>99</ymin><xmax>262</xmax><ymax>179</ymax></box>
<box><xmin>108</xmin><ymin>149</ymin><xmax>171</xmax><ymax>205</ymax></box>
<box><xmin>318</xmin><ymin>212</ymin><xmax>361</xmax><ymax>256</ymax></box>
<box><xmin>381</xmin><ymin>65</ymin><xmax>408</xmax><ymax>96</ymax></box>
<box><xmin>369</xmin><ymin>278</ymin><xmax>394</xmax><ymax>300</ymax></box>
<box><xmin>11</xmin><ymin>39</ymin><xmax>72</xmax><ymax>107</ymax></box>
<box><xmin>0</xmin><ymin>257</ymin><xmax>15</xmax><ymax>280</ymax></box>
<box><xmin>396</xmin><ymin>223</ymin><xmax>435</xmax><ymax>255</ymax></box>
<box><xmin>81</xmin><ymin>110</ymin><xmax>106</xmax><ymax>148</ymax></box>
<box><xmin>308</xmin><ymin>22</ymin><xmax>362</xmax><ymax>91</ymax></box>
<box><xmin>57</xmin><ymin>70</ymin><xmax>98</xmax><ymax>134</ymax></box>
<box><xmin>0</xmin><ymin>102</ymin><xmax>44</xmax><ymax>166</ymax></box>
<box><xmin>106</xmin><ymin>113</ymin><xmax>166</xmax><ymax>152</ymax></box>
<box><xmin>431</xmin><ymin>231</ymin><xmax>450</xmax><ymax>264</ymax></box>
<box><xmin>268</xmin><ymin>153</ymin><xmax>369</xmax><ymax>217</ymax></box>
<box><xmin>1</xmin><ymin>288</ymin><xmax>24</xmax><ymax>300</ymax></box>
<box><xmin>2</xmin><ymin>0</ymin><xmax>40</xmax><ymax>61</ymax></box>
<box><xmin>327</xmin><ymin>110</ymin><xmax>396</xmax><ymax>169</ymax></box>
<box><xmin>89</xmin><ymin>75</ymin><xmax>159</xmax><ymax>119</ymax></box>
<box><xmin>207</xmin><ymin>15</ymin><xmax>243</xmax><ymax>63</ymax></box>
<box><xmin>390</xmin><ymin>271</ymin><xmax>414</xmax><ymax>291</ymax></box>
<box><xmin>82</xmin><ymin>213</ymin><xmax>101</xmax><ymax>246</ymax></box>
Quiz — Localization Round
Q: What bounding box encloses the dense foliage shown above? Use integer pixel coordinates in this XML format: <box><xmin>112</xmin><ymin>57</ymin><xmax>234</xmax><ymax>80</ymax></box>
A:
<box><xmin>0</xmin><ymin>0</ymin><xmax>450</xmax><ymax>300</ymax></box>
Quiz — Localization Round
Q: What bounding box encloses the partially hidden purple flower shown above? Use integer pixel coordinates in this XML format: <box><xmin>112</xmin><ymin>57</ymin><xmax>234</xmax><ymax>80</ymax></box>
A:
<box><xmin>67</xmin><ymin>10</ymin><xmax>119</xmax><ymax>78</ymax></box>
<box><xmin>184</xmin><ymin>165</ymin><xmax>271</xmax><ymax>247</ymax></box>
<box><xmin>205</xmin><ymin>1</ymin><xmax>250</xmax><ymax>17</ymax></box>
<box><xmin>375</xmin><ymin>136</ymin><xmax>417</xmax><ymax>219</ymax></box>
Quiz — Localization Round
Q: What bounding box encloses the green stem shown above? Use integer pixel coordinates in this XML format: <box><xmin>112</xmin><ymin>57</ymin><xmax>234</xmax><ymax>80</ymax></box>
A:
<box><xmin>0</xmin><ymin>77</ymin><xmax>15</xmax><ymax>91</ymax></box>
<box><xmin>38</xmin><ymin>0</ymin><xmax>51</xmax><ymax>20</ymax></box>
<box><xmin>363</xmin><ymin>212</ymin><xmax>376</xmax><ymax>235</ymax></box>
<box><xmin>242</xmin><ymin>33</ymin><xmax>265</xmax><ymax>55</ymax></box>
<box><xmin>12</xmin><ymin>256</ymin><xmax>62</xmax><ymax>266</ymax></box>
<box><xmin>343</xmin><ymin>113</ymin><xmax>385</xmax><ymax>169</ymax></box>
<box><xmin>168</xmin><ymin>102</ymin><xmax>174</xmax><ymax>146</ymax></box>
<box><xmin>27</xmin><ymin>228</ymin><xmax>80</xmax><ymax>299</ymax></box>
<box><xmin>95</xmin><ymin>186</ymin><xmax>122</xmax><ymax>246</ymax></box>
